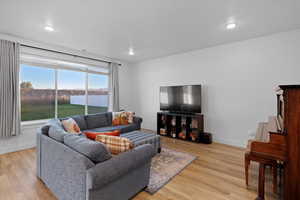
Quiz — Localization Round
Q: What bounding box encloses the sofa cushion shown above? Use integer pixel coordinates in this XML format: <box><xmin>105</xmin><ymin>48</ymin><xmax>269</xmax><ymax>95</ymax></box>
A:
<box><xmin>48</xmin><ymin>125</ymin><xmax>69</xmax><ymax>143</ymax></box>
<box><xmin>85</xmin><ymin>123</ymin><xmax>139</xmax><ymax>134</ymax></box>
<box><xmin>85</xmin><ymin>113</ymin><xmax>110</xmax><ymax>129</ymax></box>
<box><xmin>64</xmin><ymin>134</ymin><xmax>112</xmax><ymax>163</ymax></box>
<box><xmin>121</xmin><ymin>131</ymin><xmax>161</xmax><ymax>153</ymax></box>
<box><xmin>71</xmin><ymin>115</ymin><xmax>88</xmax><ymax>130</ymax></box>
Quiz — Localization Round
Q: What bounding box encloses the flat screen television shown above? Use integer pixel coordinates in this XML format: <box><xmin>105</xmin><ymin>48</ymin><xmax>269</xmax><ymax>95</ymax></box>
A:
<box><xmin>160</xmin><ymin>85</ymin><xmax>201</xmax><ymax>113</ymax></box>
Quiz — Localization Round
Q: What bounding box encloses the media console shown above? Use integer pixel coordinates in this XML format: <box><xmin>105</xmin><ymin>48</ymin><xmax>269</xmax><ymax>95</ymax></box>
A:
<box><xmin>157</xmin><ymin>112</ymin><xmax>212</xmax><ymax>144</ymax></box>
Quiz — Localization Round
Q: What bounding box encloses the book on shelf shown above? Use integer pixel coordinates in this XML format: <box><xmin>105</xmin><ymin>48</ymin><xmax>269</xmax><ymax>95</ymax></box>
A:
<box><xmin>161</xmin><ymin>115</ymin><xmax>166</xmax><ymax>126</ymax></box>
<box><xmin>171</xmin><ymin>117</ymin><xmax>176</xmax><ymax>126</ymax></box>
<box><xmin>191</xmin><ymin>119</ymin><xmax>198</xmax><ymax>129</ymax></box>
<box><xmin>171</xmin><ymin>127</ymin><xmax>176</xmax><ymax>138</ymax></box>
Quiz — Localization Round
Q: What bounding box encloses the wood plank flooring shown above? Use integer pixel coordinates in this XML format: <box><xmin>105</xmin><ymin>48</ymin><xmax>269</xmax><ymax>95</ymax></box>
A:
<box><xmin>0</xmin><ymin>136</ymin><xmax>278</xmax><ymax>200</ymax></box>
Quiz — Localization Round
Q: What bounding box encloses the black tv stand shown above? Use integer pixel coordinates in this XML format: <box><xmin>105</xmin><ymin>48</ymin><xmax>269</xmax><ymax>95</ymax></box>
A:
<box><xmin>157</xmin><ymin>111</ymin><xmax>211</xmax><ymax>144</ymax></box>
<box><xmin>167</xmin><ymin>111</ymin><xmax>198</xmax><ymax>115</ymax></box>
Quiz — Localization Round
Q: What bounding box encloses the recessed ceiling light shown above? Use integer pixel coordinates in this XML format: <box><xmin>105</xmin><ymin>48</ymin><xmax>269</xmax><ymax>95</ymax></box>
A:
<box><xmin>44</xmin><ymin>26</ymin><xmax>54</xmax><ymax>32</ymax></box>
<box><xmin>128</xmin><ymin>48</ymin><xmax>135</xmax><ymax>56</ymax></box>
<box><xmin>226</xmin><ymin>23</ymin><xmax>236</xmax><ymax>30</ymax></box>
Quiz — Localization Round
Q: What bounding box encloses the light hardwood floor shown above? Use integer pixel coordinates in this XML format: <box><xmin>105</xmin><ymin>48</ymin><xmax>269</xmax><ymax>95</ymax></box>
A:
<box><xmin>0</xmin><ymin>137</ymin><xmax>278</xmax><ymax>200</ymax></box>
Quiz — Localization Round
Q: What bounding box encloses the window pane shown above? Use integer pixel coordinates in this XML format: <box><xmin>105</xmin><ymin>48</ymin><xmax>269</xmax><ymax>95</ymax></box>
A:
<box><xmin>20</xmin><ymin>64</ymin><xmax>55</xmax><ymax>121</ymax></box>
<box><xmin>88</xmin><ymin>73</ymin><xmax>109</xmax><ymax>114</ymax></box>
<box><xmin>57</xmin><ymin>70</ymin><xmax>85</xmax><ymax>118</ymax></box>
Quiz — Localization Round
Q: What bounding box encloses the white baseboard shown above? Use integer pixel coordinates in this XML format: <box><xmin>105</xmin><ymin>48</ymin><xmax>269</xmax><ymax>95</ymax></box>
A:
<box><xmin>0</xmin><ymin>143</ymin><xmax>36</xmax><ymax>155</ymax></box>
<box><xmin>141</xmin><ymin>128</ymin><xmax>246</xmax><ymax>148</ymax></box>
<box><xmin>0</xmin><ymin>124</ymin><xmax>39</xmax><ymax>155</ymax></box>
<box><xmin>213</xmin><ymin>138</ymin><xmax>246</xmax><ymax>148</ymax></box>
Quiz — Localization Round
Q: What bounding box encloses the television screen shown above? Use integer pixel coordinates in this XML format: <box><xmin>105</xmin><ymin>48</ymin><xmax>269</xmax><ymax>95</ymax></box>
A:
<box><xmin>160</xmin><ymin>85</ymin><xmax>201</xmax><ymax>113</ymax></box>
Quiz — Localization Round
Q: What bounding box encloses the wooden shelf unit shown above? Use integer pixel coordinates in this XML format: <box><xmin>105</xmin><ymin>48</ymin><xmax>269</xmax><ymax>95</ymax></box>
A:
<box><xmin>157</xmin><ymin>112</ymin><xmax>204</xmax><ymax>143</ymax></box>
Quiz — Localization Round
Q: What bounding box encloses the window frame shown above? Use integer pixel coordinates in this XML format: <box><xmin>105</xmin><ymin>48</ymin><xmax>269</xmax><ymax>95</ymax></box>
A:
<box><xmin>20</xmin><ymin>60</ymin><xmax>110</xmax><ymax>123</ymax></box>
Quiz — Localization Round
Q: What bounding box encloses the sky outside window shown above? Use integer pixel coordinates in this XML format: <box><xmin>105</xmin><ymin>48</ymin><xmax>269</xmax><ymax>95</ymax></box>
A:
<box><xmin>21</xmin><ymin>64</ymin><xmax>108</xmax><ymax>89</ymax></box>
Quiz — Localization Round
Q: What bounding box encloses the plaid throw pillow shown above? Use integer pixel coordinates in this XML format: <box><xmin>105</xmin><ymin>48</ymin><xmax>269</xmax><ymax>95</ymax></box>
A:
<box><xmin>96</xmin><ymin>135</ymin><xmax>134</xmax><ymax>155</ymax></box>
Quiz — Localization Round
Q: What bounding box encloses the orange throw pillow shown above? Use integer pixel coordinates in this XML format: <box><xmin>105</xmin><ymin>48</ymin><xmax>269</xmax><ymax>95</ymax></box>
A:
<box><xmin>112</xmin><ymin>112</ymin><xmax>122</xmax><ymax>126</ymax></box>
<box><xmin>85</xmin><ymin>130</ymin><xmax>121</xmax><ymax>140</ymax></box>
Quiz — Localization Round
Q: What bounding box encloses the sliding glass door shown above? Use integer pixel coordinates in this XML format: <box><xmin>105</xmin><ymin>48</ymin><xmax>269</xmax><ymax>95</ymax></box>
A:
<box><xmin>20</xmin><ymin>63</ymin><xmax>110</xmax><ymax>122</ymax></box>
<box><xmin>88</xmin><ymin>73</ymin><xmax>109</xmax><ymax>114</ymax></box>
<box><xmin>57</xmin><ymin>69</ymin><xmax>86</xmax><ymax>118</ymax></box>
<box><xmin>20</xmin><ymin>64</ymin><xmax>55</xmax><ymax>121</ymax></box>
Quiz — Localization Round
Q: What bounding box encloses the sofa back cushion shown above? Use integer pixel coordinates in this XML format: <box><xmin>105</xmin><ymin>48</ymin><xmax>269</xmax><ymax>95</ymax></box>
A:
<box><xmin>48</xmin><ymin>125</ymin><xmax>69</xmax><ymax>143</ymax></box>
<box><xmin>41</xmin><ymin>119</ymin><xmax>63</xmax><ymax>136</ymax></box>
<box><xmin>85</xmin><ymin>113</ymin><xmax>110</xmax><ymax>129</ymax></box>
<box><xmin>71</xmin><ymin>115</ymin><xmax>88</xmax><ymax>130</ymax></box>
<box><xmin>64</xmin><ymin>134</ymin><xmax>112</xmax><ymax>163</ymax></box>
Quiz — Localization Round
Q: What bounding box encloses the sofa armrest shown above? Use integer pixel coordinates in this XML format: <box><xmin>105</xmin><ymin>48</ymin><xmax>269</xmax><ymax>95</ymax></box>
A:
<box><xmin>133</xmin><ymin>116</ymin><xmax>143</xmax><ymax>125</ymax></box>
<box><xmin>86</xmin><ymin>144</ymin><xmax>155</xmax><ymax>190</ymax></box>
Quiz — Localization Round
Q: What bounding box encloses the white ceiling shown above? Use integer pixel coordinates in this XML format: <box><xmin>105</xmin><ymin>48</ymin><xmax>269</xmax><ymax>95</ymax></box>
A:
<box><xmin>0</xmin><ymin>0</ymin><xmax>300</xmax><ymax>63</ymax></box>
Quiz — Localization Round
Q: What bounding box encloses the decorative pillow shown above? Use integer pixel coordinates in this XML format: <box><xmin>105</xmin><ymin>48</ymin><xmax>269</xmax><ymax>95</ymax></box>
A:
<box><xmin>64</xmin><ymin>134</ymin><xmax>112</xmax><ymax>163</ymax></box>
<box><xmin>84</xmin><ymin>130</ymin><xmax>121</xmax><ymax>140</ymax></box>
<box><xmin>95</xmin><ymin>135</ymin><xmax>134</xmax><ymax>155</ymax></box>
<box><xmin>61</xmin><ymin>118</ymin><xmax>81</xmax><ymax>134</ymax></box>
<box><xmin>125</xmin><ymin>111</ymin><xmax>135</xmax><ymax>124</ymax></box>
<box><xmin>112</xmin><ymin>111</ymin><xmax>135</xmax><ymax>125</ymax></box>
<box><xmin>112</xmin><ymin>112</ymin><xmax>122</xmax><ymax>126</ymax></box>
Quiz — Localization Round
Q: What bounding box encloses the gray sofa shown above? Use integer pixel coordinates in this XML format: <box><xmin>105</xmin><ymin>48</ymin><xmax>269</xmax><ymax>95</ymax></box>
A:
<box><xmin>37</xmin><ymin>112</ymin><xmax>155</xmax><ymax>200</ymax></box>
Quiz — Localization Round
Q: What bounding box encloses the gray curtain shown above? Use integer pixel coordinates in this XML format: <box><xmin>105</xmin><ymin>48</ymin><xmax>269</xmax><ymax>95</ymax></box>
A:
<box><xmin>0</xmin><ymin>40</ymin><xmax>21</xmax><ymax>137</ymax></box>
<box><xmin>109</xmin><ymin>62</ymin><xmax>119</xmax><ymax>112</ymax></box>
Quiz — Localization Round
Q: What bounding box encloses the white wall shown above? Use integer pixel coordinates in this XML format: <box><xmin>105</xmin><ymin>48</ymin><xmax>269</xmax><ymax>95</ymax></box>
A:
<box><xmin>0</xmin><ymin>123</ymin><xmax>40</xmax><ymax>154</ymax></box>
<box><xmin>128</xmin><ymin>29</ymin><xmax>300</xmax><ymax>147</ymax></box>
<box><xmin>119</xmin><ymin>63</ymin><xmax>134</xmax><ymax>111</ymax></box>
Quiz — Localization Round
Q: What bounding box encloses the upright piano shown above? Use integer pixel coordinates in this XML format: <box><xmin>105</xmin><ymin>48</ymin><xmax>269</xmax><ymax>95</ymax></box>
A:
<box><xmin>245</xmin><ymin>85</ymin><xmax>300</xmax><ymax>200</ymax></box>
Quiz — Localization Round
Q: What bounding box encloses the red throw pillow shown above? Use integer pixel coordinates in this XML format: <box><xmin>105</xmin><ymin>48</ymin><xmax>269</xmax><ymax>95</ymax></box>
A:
<box><xmin>85</xmin><ymin>130</ymin><xmax>121</xmax><ymax>140</ymax></box>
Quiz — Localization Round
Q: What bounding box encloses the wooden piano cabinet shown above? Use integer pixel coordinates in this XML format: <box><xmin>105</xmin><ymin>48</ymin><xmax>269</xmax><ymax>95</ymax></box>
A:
<box><xmin>256</xmin><ymin>163</ymin><xmax>278</xmax><ymax>200</ymax></box>
<box><xmin>250</xmin><ymin>133</ymin><xmax>287</xmax><ymax>162</ymax></box>
<box><xmin>245</xmin><ymin>152</ymin><xmax>278</xmax><ymax>199</ymax></box>
<box><xmin>245</xmin><ymin>85</ymin><xmax>300</xmax><ymax>200</ymax></box>
<box><xmin>281</xmin><ymin>86</ymin><xmax>300</xmax><ymax>200</ymax></box>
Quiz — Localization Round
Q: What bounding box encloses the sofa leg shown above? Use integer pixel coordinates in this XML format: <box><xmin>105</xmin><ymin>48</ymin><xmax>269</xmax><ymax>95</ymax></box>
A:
<box><xmin>158</xmin><ymin>147</ymin><xmax>162</xmax><ymax>153</ymax></box>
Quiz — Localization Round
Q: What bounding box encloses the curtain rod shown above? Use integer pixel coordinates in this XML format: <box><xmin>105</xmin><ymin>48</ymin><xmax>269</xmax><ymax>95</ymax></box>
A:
<box><xmin>20</xmin><ymin>44</ymin><xmax>122</xmax><ymax>66</ymax></box>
